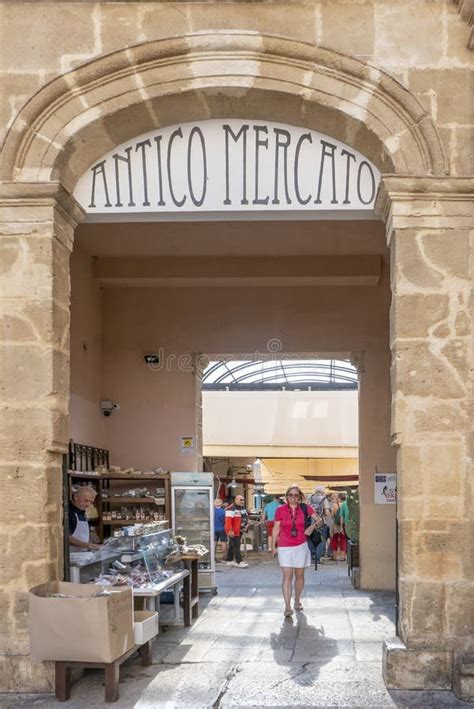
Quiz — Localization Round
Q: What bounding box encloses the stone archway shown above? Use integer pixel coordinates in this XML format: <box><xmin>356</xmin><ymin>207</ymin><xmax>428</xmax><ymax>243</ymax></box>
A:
<box><xmin>0</xmin><ymin>34</ymin><xmax>472</xmax><ymax>697</ymax></box>
<box><xmin>2</xmin><ymin>33</ymin><xmax>447</xmax><ymax>186</ymax></box>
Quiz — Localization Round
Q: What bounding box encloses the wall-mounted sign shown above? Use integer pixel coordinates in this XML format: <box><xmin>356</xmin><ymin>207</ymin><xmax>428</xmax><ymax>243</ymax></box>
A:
<box><xmin>374</xmin><ymin>474</ymin><xmax>397</xmax><ymax>504</ymax></box>
<box><xmin>74</xmin><ymin>119</ymin><xmax>380</xmax><ymax>217</ymax></box>
<box><xmin>180</xmin><ymin>436</ymin><xmax>195</xmax><ymax>455</ymax></box>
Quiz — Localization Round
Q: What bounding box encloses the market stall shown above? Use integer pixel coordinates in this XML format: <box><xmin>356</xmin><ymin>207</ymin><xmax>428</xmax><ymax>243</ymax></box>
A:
<box><xmin>30</xmin><ymin>443</ymin><xmax>211</xmax><ymax>700</ymax></box>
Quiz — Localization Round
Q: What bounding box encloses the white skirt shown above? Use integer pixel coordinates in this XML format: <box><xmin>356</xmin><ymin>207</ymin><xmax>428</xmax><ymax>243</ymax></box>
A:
<box><xmin>278</xmin><ymin>541</ymin><xmax>311</xmax><ymax>568</ymax></box>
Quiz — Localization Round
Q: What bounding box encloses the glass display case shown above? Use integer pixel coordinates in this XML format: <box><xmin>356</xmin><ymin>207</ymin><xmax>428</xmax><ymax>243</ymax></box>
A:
<box><xmin>69</xmin><ymin>527</ymin><xmax>182</xmax><ymax>588</ymax></box>
<box><xmin>138</xmin><ymin>530</ymin><xmax>182</xmax><ymax>586</ymax></box>
<box><xmin>171</xmin><ymin>472</ymin><xmax>216</xmax><ymax>592</ymax></box>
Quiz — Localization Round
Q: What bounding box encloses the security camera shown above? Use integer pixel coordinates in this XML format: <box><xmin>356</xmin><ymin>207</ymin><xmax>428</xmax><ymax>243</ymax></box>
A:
<box><xmin>100</xmin><ymin>400</ymin><xmax>119</xmax><ymax>417</ymax></box>
<box><xmin>144</xmin><ymin>354</ymin><xmax>160</xmax><ymax>365</ymax></box>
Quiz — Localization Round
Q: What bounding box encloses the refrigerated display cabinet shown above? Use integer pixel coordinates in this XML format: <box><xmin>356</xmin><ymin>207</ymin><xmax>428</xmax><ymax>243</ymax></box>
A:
<box><xmin>171</xmin><ymin>472</ymin><xmax>216</xmax><ymax>593</ymax></box>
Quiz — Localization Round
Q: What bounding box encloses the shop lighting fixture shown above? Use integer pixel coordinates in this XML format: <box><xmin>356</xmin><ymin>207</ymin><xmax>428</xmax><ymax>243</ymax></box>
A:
<box><xmin>253</xmin><ymin>458</ymin><xmax>263</xmax><ymax>483</ymax></box>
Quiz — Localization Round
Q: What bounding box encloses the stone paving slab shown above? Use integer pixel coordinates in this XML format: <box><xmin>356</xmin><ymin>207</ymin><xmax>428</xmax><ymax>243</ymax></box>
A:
<box><xmin>2</xmin><ymin>556</ymin><xmax>470</xmax><ymax>708</ymax></box>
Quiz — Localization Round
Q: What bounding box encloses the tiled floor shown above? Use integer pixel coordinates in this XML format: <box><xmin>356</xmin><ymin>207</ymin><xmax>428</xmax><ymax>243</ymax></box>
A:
<box><xmin>3</xmin><ymin>555</ymin><xmax>470</xmax><ymax>707</ymax></box>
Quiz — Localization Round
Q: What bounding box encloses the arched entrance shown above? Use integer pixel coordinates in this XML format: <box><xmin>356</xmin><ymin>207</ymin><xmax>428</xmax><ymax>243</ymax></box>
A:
<box><xmin>1</xmin><ymin>34</ymin><xmax>471</xmax><ymax>697</ymax></box>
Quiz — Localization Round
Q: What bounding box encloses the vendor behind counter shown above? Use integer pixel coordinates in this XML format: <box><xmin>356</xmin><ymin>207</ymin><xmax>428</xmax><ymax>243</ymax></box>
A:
<box><xmin>69</xmin><ymin>486</ymin><xmax>101</xmax><ymax>550</ymax></box>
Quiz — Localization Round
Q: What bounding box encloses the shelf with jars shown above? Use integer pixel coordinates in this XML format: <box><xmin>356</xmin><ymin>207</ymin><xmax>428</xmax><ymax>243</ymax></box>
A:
<box><xmin>68</xmin><ymin>470</ymin><xmax>170</xmax><ymax>543</ymax></box>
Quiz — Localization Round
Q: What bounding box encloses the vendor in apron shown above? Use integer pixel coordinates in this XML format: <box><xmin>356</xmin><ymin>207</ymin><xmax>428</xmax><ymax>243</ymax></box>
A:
<box><xmin>69</xmin><ymin>486</ymin><xmax>101</xmax><ymax>550</ymax></box>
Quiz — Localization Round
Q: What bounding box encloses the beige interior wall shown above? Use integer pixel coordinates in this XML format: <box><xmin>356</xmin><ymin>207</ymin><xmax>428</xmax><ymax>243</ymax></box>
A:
<box><xmin>69</xmin><ymin>243</ymin><xmax>105</xmax><ymax>448</ymax></box>
<box><xmin>101</xmin><ymin>339</ymin><xmax>198</xmax><ymax>472</ymax></box>
<box><xmin>99</xmin><ymin>278</ymin><xmax>389</xmax><ymax>467</ymax></box>
<box><xmin>359</xmin><ymin>346</ymin><xmax>397</xmax><ymax>589</ymax></box>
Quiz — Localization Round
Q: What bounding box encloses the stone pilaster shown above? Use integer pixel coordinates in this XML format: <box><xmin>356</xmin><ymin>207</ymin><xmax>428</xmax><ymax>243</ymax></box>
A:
<box><xmin>0</xmin><ymin>183</ymin><xmax>83</xmax><ymax>691</ymax></box>
<box><xmin>376</xmin><ymin>176</ymin><xmax>474</xmax><ymax>699</ymax></box>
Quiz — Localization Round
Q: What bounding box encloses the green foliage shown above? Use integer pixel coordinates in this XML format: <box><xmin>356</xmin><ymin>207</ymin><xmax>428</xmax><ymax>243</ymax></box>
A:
<box><xmin>345</xmin><ymin>486</ymin><xmax>359</xmax><ymax>543</ymax></box>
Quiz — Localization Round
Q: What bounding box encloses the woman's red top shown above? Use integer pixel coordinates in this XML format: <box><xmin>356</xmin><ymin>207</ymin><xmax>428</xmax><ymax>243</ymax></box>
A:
<box><xmin>275</xmin><ymin>503</ymin><xmax>314</xmax><ymax>547</ymax></box>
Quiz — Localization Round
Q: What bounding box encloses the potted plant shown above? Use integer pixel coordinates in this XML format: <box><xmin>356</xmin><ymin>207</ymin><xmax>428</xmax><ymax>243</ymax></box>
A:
<box><xmin>345</xmin><ymin>487</ymin><xmax>359</xmax><ymax>584</ymax></box>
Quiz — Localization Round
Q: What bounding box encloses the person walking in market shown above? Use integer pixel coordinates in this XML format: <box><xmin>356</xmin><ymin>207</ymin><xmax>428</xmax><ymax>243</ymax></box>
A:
<box><xmin>225</xmin><ymin>494</ymin><xmax>249</xmax><ymax>568</ymax></box>
<box><xmin>272</xmin><ymin>485</ymin><xmax>321</xmax><ymax>617</ymax></box>
<box><xmin>307</xmin><ymin>485</ymin><xmax>332</xmax><ymax>562</ymax></box>
<box><xmin>337</xmin><ymin>492</ymin><xmax>350</xmax><ymax>535</ymax></box>
<box><xmin>263</xmin><ymin>495</ymin><xmax>281</xmax><ymax>552</ymax></box>
<box><xmin>214</xmin><ymin>499</ymin><xmax>228</xmax><ymax>562</ymax></box>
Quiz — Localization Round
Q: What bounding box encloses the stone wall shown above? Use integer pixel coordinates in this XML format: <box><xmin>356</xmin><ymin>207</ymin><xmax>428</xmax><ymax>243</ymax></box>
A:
<box><xmin>0</xmin><ymin>0</ymin><xmax>472</xmax><ymax>697</ymax></box>
<box><xmin>0</xmin><ymin>184</ymin><xmax>82</xmax><ymax>691</ymax></box>
<box><xmin>1</xmin><ymin>1</ymin><xmax>472</xmax><ymax>176</ymax></box>
<box><xmin>377</xmin><ymin>177</ymin><xmax>473</xmax><ymax>698</ymax></box>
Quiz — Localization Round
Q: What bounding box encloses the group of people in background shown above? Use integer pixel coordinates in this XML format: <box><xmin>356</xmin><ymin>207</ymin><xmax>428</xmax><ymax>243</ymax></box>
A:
<box><xmin>307</xmin><ymin>486</ymin><xmax>350</xmax><ymax>561</ymax></box>
<box><xmin>214</xmin><ymin>496</ymin><xmax>249</xmax><ymax>568</ymax></box>
<box><xmin>214</xmin><ymin>485</ymin><xmax>350</xmax><ymax>569</ymax></box>
<box><xmin>264</xmin><ymin>486</ymin><xmax>350</xmax><ymax>562</ymax></box>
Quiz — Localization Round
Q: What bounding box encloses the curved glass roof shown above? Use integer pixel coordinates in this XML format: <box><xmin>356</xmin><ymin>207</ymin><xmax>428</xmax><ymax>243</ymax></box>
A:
<box><xmin>202</xmin><ymin>359</ymin><xmax>358</xmax><ymax>391</ymax></box>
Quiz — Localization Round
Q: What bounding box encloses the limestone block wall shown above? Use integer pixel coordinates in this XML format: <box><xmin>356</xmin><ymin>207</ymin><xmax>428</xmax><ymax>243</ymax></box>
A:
<box><xmin>0</xmin><ymin>185</ymin><xmax>81</xmax><ymax>691</ymax></box>
<box><xmin>377</xmin><ymin>177</ymin><xmax>473</xmax><ymax>695</ymax></box>
<box><xmin>1</xmin><ymin>1</ymin><xmax>472</xmax><ymax>176</ymax></box>
<box><xmin>0</xmin><ymin>0</ymin><xmax>472</xmax><ymax>696</ymax></box>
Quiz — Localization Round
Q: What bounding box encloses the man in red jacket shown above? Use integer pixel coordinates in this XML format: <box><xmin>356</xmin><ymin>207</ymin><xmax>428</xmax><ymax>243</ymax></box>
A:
<box><xmin>225</xmin><ymin>494</ymin><xmax>249</xmax><ymax>568</ymax></box>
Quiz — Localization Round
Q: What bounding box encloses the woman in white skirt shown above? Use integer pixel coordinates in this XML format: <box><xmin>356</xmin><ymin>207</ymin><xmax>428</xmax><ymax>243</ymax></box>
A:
<box><xmin>272</xmin><ymin>485</ymin><xmax>320</xmax><ymax>617</ymax></box>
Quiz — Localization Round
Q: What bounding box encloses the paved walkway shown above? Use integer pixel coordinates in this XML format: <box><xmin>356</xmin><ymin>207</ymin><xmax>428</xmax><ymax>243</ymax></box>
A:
<box><xmin>4</xmin><ymin>554</ymin><xmax>469</xmax><ymax>707</ymax></box>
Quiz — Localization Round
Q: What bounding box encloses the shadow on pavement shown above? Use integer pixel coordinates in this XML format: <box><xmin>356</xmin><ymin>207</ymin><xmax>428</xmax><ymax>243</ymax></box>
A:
<box><xmin>270</xmin><ymin>610</ymin><xmax>339</xmax><ymax>684</ymax></box>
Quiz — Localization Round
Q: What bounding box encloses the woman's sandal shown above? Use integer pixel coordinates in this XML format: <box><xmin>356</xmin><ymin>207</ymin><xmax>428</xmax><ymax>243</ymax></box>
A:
<box><xmin>284</xmin><ymin>608</ymin><xmax>293</xmax><ymax>617</ymax></box>
<box><xmin>294</xmin><ymin>602</ymin><xmax>304</xmax><ymax>611</ymax></box>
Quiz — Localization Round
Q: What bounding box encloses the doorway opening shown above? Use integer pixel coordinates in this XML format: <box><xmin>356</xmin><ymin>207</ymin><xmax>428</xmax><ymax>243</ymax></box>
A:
<box><xmin>201</xmin><ymin>355</ymin><xmax>360</xmax><ymax>572</ymax></box>
<box><xmin>69</xmin><ymin>214</ymin><xmax>394</xmax><ymax>592</ymax></box>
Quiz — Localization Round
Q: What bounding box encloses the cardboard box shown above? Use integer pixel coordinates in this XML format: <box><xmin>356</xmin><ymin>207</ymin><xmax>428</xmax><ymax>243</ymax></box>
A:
<box><xmin>133</xmin><ymin>610</ymin><xmax>159</xmax><ymax>645</ymax></box>
<box><xmin>29</xmin><ymin>582</ymin><xmax>134</xmax><ymax>663</ymax></box>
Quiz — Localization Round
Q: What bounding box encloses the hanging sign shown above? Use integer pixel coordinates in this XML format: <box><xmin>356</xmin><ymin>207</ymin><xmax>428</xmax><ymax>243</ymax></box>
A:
<box><xmin>74</xmin><ymin>119</ymin><xmax>380</xmax><ymax>216</ymax></box>
<box><xmin>374</xmin><ymin>474</ymin><xmax>397</xmax><ymax>504</ymax></box>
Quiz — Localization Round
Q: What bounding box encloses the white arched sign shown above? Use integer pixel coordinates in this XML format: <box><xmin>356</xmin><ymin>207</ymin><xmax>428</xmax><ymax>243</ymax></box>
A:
<box><xmin>74</xmin><ymin>119</ymin><xmax>380</xmax><ymax>220</ymax></box>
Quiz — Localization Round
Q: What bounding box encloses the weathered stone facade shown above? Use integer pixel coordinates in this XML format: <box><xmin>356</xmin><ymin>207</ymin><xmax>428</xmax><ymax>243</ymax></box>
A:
<box><xmin>0</xmin><ymin>0</ymin><xmax>472</xmax><ymax>698</ymax></box>
<box><xmin>376</xmin><ymin>177</ymin><xmax>473</xmax><ymax>698</ymax></box>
